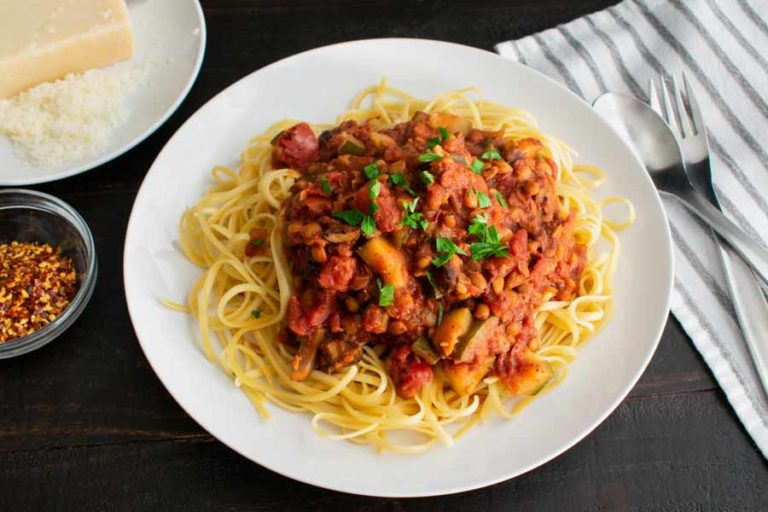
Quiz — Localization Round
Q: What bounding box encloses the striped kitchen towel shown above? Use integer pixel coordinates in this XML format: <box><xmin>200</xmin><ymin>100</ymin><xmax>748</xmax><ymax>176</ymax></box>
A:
<box><xmin>497</xmin><ymin>0</ymin><xmax>768</xmax><ymax>458</ymax></box>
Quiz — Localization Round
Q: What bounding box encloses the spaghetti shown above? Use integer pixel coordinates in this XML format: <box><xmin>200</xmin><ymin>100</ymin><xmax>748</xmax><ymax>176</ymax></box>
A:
<box><xmin>174</xmin><ymin>81</ymin><xmax>634</xmax><ymax>453</ymax></box>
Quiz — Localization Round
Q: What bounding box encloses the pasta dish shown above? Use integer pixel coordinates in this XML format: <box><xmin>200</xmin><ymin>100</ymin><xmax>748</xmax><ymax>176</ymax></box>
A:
<box><xmin>173</xmin><ymin>81</ymin><xmax>632</xmax><ymax>453</ymax></box>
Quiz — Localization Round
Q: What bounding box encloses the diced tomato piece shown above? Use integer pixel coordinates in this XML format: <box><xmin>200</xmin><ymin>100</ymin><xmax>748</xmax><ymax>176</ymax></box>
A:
<box><xmin>273</xmin><ymin>123</ymin><xmax>319</xmax><ymax>169</ymax></box>
<box><xmin>286</xmin><ymin>289</ymin><xmax>336</xmax><ymax>336</ymax></box>
<box><xmin>351</xmin><ymin>181</ymin><xmax>401</xmax><ymax>232</ymax></box>
<box><xmin>388</xmin><ymin>345</ymin><xmax>434</xmax><ymax>399</ymax></box>
<box><xmin>317</xmin><ymin>255</ymin><xmax>356</xmax><ymax>292</ymax></box>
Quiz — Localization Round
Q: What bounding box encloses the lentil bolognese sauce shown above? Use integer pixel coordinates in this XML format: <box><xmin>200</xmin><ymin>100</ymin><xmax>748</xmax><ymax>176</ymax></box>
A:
<box><xmin>174</xmin><ymin>81</ymin><xmax>633</xmax><ymax>452</ymax></box>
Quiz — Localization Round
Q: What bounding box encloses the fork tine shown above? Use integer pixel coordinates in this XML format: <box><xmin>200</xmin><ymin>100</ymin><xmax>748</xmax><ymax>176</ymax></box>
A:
<box><xmin>659</xmin><ymin>75</ymin><xmax>683</xmax><ymax>137</ymax></box>
<box><xmin>682</xmin><ymin>72</ymin><xmax>703</xmax><ymax>137</ymax></box>
<box><xmin>648</xmin><ymin>78</ymin><xmax>662</xmax><ymax>114</ymax></box>
<box><xmin>671</xmin><ymin>75</ymin><xmax>692</xmax><ymax>137</ymax></box>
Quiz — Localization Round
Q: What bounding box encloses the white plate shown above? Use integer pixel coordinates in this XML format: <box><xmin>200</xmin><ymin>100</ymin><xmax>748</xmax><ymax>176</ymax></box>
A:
<box><xmin>123</xmin><ymin>39</ymin><xmax>673</xmax><ymax>497</ymax></box>
<box><xmin>0</xmin><ymin>0</ymin><xmax>206</xmax><ymax>186</ymax></box>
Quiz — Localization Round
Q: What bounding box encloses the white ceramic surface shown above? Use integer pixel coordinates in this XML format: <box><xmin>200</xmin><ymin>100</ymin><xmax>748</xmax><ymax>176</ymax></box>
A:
<box><xmin>0</xmin><ymin>0</ymin><xmax>206</xmax><ymax>185</ymax></box>
<box><xmin>123</xmin><ymin>39</ymin><xmax>673</xmax><ymax>497</ymax></box>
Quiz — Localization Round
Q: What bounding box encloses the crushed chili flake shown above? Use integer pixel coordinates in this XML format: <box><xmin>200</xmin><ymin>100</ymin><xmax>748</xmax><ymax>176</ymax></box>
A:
<box><xmin>0</xmin><ymin>241</ymin><xmax>78</xmax><ymax>343</ymax></box>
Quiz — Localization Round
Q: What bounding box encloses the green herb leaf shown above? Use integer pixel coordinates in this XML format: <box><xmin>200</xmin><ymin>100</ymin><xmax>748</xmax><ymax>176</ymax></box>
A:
<box><xmin>481</xmin><ymin>150</ymin><xmax>502</xmax><ymax>160</ymax></box>
<box><xmin>438</xmin><ymin>127</ymin><xmax>449</xmax><ymax>141</ymax></box>
<box><xmin>319</xmin><ymin>177</ymin><xmax>332</xmax><ymax>194</ymax></box>
<box><xmin>474</xmin><ymin>189</ymin><xmax>492</xmax><ymax>208</ymax></box>
<box><xmin>468</xmin><ymin>215</ymin><xmax>488</xmax><ymax>238</ymax></box>
<box><xmin>333</xmin><ymin>209</ymin><xmax>365</xmax><ymax>226</ymax></box>
<box><xmin>469</xmin><ymin>226</ymin><xmax>507</xmax><ymax>260</ymax></box>
<box><xmin>420</xmin><ymin>170</ymin><xmax>435</xmax><ymax>185</ymax></box>
<box><xmin>418</xmin><ymin>152</ymin><xmax>443</xmax><ymax>163</ymax></box>
<box><xmin>435</xmin><ymin>237</ymin><xmax>467</xmax><ymax>256</ymax></box>
<box><xmin>426</xmin><ymin>137</ymin><xmax>440</xmax><ymax>150</ymax></box>
<box><xmin>377</xmin><ymin>280</ymin><xmax>395</xmax><ymax>307</ymax></box>
<box><xmin>470</xmin><ymin>241</ymin><xmax>509</xmax><ymax>260</ymax></box>
<box><xmin>494</xmin><ymin>192</ymin><xmax>508</xmax><ymax>208</ymax></box>
<box><xmin>389</xmin><ymin>172</ymin><xmax>415</xmax><ymax>196</ymax></box>
<box><xmin>361</xmin><ymin>215</ymin><xmax>377</xmax><ymax>236</ymax></box>
<box><xmin>249</xmin><ymin>239</ymin><xmax>265</xmax><ymax>247</ymax></box>
<box><xmin>437</xmin><ymin>304</ymin><xmax>444</xmax><ymax>326</ymax></box>
<box><xmin>471</xmin><ymin>159</ymin><xmax>484</xmax><ymax>175</ymax></box>
<box><xmin>250</xmin><ymin>310</ymin><xmax>262</xmax><ymax>319</ymax></box>
<box><xmin>432</xmin><ymin>237</ymin><xmax>467</xmax><ymax>267</ymax></box>
<box><xmin>390</xmin><ymin>172</ymin><xmax>406</xmax><ymax>186</ymax></box>
<box><xmin>368</xmin><ymin>180</ymin><xmax>381</xmax><ymax>214</ymax></box>
<box><xmin>400</xmin><ymin>198</ymin><xmax>428</xmax><ymax>231</ymax></box>
<box><xmin>363</xmin><ymin>162</ymin><xmax>380</xmax><ymax>180</ymax></box>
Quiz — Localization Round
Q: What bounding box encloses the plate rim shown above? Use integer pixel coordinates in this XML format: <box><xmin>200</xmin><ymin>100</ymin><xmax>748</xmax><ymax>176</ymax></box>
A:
<box><xmin>0</xmin><ymin>0</ymin><xmax>208</xmax><ymax>187</ymax></box>
<box><xmin>123</xmin><ymin>37</ymin><xmax>674</xmax><ymax>497</ymax></box>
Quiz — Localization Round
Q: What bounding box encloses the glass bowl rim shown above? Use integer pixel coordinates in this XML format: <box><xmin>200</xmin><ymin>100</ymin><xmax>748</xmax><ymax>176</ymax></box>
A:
<box><xmin>0</xmin><ymin>188</ymin><xmax>98</xmax><ymax>358</ymax></box>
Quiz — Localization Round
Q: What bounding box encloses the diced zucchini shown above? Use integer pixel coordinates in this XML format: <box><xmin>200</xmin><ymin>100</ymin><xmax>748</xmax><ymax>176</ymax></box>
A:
<box><xmin>428</xmin><ymin>112</ymin><xmax>472</xmax><ymax>135</ymax></box>
<box><xmin>357</xmin><ymin>237</ymin><xmax>408</xmax><ymax>288</ymax></box>
<box><xmin>505</xmin><ymin>350</ymin><xmax>552</xmax><ymax>396</ymax></box>
<box><xmin>454</xmin><ymin>316</ymin><xmax>499</xmax><ymax>363</ymax></box>
<box><xmin>443</xmin><ymin>355</ymin><xmax>495</xmax><ymax>395</ymax></box>
<box><xmin>412</xmin><ymin>336</ymin><xmax>440</xmax><ymax>365</ymax></box>
<box><xmin>431</xmin><ymin>308</ymin><xmax>472</xmax><ymax>356</ymax></box>
<box><xmin>338</xmin><ymin>134</ymin><xmax>366</xmax><ymax>156</ymax></box>
<box><xmin>369</xmin><ymin>132</ymin><xmax>396</xmax><ymax>149</ymax></box>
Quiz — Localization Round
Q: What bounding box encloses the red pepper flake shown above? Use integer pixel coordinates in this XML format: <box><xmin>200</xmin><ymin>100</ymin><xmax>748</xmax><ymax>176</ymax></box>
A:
<box><xmin>0</xmin><ymin>241</ymin><xmax>78</xmax><ymax>343</ymax></box>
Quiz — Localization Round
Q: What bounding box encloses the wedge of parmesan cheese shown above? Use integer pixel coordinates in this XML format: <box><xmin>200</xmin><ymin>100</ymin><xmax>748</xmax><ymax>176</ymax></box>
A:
<box><xmin>0</xmin><ymin>0</ymin><xmax>133</xmax><ymax>99</ymax></box>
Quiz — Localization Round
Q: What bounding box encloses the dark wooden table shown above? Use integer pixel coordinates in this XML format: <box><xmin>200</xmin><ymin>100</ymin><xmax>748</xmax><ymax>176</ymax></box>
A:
<box><xmin>2</xmin><ymin>1</ymin><xmax>766</xmax><ymax>510</ymax></box>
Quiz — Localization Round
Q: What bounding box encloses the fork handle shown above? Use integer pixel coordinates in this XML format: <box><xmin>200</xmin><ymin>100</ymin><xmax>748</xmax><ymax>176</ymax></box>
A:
<box><xmin>719</xmin><ymin>244</ymin><xmax>768</xmax><ymax>399</ymax></box>
<box><xmin>674</xmin><ymin>190</ymin><xmax>768</xmax><ymax>287</ymax></box>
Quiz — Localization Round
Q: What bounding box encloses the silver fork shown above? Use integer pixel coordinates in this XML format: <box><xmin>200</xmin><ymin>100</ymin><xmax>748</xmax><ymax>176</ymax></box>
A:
<box><xmin>650</xmin><ymin>74</ymin><xmax>768</xmax><ymax>398</ymax></box>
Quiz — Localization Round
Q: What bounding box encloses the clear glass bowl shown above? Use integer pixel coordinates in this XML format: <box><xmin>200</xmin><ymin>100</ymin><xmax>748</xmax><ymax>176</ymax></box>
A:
<box><xmin>0</xmin><ymin>189</ymin><xmax>97</xmax><ymax>358</ymax></box>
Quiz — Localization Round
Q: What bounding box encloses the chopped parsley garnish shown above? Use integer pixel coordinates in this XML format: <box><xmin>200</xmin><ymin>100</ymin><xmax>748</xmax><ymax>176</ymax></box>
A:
<box><xmin>368</xmin><ymin>180</ymin><xmax>381</xmax><ymax>214</ymax></box>
<box><xmin>319</xmin><ymin>177</ymin><xmax>332</xmax><ymax>194</ymax></box>
<box><xmin>250</xmin><ymin>310</ymin><xmax>261</xmax><ymax>319</ymax></box>
<box><xmin>427</xmin><ymin>127</ymin><xmax>449</xmax><ymax>149</ymax></box>
<box><xmin>249</xmin><ymin>239</ymin><xmax>265</xmax><ymax>247</ymax></box>
<box><xmin>377</xmin><ymin>279</ymin><xmax>395</xmax><ymax>307</ymax></box>
<box><xmin>494</xmin><ymin>192</ymin><xmax>508</xmax><ymax>208</ymax></box>
<box><xmin>432</xmin><ymin>237</ymin><xmax>467</xmax><ymax>267</ymax></box>
<box><xmin>470</xmin><ymin>224</ymin><xmax>508</xmax><ymax>261</ymax></box>
<box><xmin>471</xmin><ymin>159</ymin><xmax>484</xmax><ymax>175</ymax></box>
<box><xmin>481</xmin><ymin>150</ymin><xmax>502</xmax><ymax>160</ymax></box>
<box><xmin>333</xmin><ymin>208</ymin><xmax>365</xmax><ymax>226</ymax></box>
<box><xmin>437</xmin><ymin>304</ymin><xmax>444</xmax><ymax>326</ymax></box>
<box><xmin>361</xmin><ymin>215</ymin><xmax>377</xmax><ymax>236</ymax></box>
<box><xmin>363</xmin><ymin>162</ymin><xmax>380</xmax><ymax>180</ymax></box>
<box><xmin>474</xmin><ymin>189</ymin><xmax>492</xmax><ymax>208</ymax></box>
<box><xmin>400</xmin><ymin>198</ymin><xmax>429</xmax><ymax>231</ymax></box>
<box><xmin>389</xmin><ymin>172</ymin><xmax>415</xmax><ymax>195</ymax></box>
<box><xmin>418</xmin><ymin>152</ymin><xmax>443</xmax><ymax>163</ymax></box>
<box><xmin>468</xmin><ymin>215</ymin><xmax>488</xmax><ymax>238</ymax></box>
<box><xmin>420</xmin><ymin>170</ymin><xmax>435</xmax><ymax>185</ymax></box>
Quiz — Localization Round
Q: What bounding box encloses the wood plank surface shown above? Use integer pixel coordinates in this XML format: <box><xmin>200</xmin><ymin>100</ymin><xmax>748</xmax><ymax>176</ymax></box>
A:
<box><xmin>1</xmin><ymin>0</ymin><xmax>766</xmax><ymax>510</ymax></box>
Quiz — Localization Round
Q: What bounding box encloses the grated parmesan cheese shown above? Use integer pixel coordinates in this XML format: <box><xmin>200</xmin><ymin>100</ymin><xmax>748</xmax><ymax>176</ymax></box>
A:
<box><xmin>0</xmin><ymin>65</ymin><xmax>143</xmax><ymax>167</ymax></box>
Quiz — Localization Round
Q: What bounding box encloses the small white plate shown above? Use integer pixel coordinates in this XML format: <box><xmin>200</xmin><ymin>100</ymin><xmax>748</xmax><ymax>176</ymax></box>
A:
<box><xmin>0</xmin><ymin>0</ymin><xmax>206</xmax><ymax>186</ymax></box>
<box><xmin>124</xmin><ymin>39</ymin><xmax>673</xmax><ymax>497</ymax></box>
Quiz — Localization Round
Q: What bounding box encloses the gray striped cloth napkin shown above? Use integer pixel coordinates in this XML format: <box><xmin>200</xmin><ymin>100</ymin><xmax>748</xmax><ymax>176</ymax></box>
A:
<box><xmin>496</xmin><ymin>0</ymin><xmax>768</xmax><ymax>458</ymax></box>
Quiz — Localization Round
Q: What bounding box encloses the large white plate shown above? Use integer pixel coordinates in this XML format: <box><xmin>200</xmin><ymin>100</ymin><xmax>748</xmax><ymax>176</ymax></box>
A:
<box><xmin>0</xmin><ymin>0</ymin><xmax>206</xmax><ymax>186</ymax></box>
<box><xmin>123</xmin><ymin>39</ymin><xmax>673</xmax><ymax>497</ymax></box>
